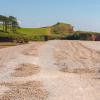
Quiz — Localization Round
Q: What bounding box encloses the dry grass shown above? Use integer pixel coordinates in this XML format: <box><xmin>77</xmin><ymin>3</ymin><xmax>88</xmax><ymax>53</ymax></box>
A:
<box><xmin>0</xmin><ymin>81</ymin><xmax>48</xmax><ymax>100</ymax></box>
<box><xmin>12</xmin><ymin>64</ymin><xmax>40</xmax><ymax>77</ymax></box>
<box><xmin>60</xmin><ymin>67</ymin><xmax>97</xmax><ymax>73</ymax></box>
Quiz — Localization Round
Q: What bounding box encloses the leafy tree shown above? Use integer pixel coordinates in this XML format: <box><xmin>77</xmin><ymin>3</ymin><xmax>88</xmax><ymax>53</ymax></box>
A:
<box><xmin>0</xmin><ymin>15</ymin><xmax>19</xmax><ymax>32</ymax></box>
<box><xmin>0</xmin><ymin>15</ymin><xmax>6</xmax><ymax>32</ymax></box>
<box><xmin>9</xmin><ymin>16</ymin><xmax>19</xmax><ymax>32</ymax></box>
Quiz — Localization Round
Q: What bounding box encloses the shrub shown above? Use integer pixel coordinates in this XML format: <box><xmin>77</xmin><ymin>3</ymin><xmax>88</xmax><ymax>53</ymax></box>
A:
<box><xmin>12</xmin><ymin>34</ymin><xmax>29</xmax><ymax>43</ymax></box>
<box><xmin>0</xmin><ymin>32</ymin><xmax>29</xmax><ymax>43</ymax></box>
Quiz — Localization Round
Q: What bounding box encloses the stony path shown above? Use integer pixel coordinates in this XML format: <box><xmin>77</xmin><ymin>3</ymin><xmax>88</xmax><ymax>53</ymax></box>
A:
<box><xmin>0</xmin><ymin>40</ymin><xmax>100</xmax><ymax>100</ymax></box>
<box><xmin>39</xmin><ymin>40</ymin><xmax>100</xmax><ymax>100</ymax></box>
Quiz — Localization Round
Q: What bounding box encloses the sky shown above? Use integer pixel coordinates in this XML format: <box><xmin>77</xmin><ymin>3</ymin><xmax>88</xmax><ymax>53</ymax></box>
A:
<box><xmin>0</xmin><ymin>0</ymin><xmax>100</xmax><ymax>32</ymax></box>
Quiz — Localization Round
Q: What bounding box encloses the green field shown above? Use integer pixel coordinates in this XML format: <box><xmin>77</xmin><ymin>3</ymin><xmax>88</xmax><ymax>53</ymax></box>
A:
<box><xmin>0</xmin><ymin>26</ymin><xmax>51</xmax><ymax>42</ymax></box>
<box><xmin>17</xmin><ymin>27</ymin><xmax>50</xmax><ymax>41</ymax></box>
<box><xmin>0</xmin><ymin>25</ymin><xmax>3</xmax><ymax>30</ymax></box>
<box><xmin>18</xmin><ymin>28</ymin><xmax>49</xmax><ymax>35</ymax></box>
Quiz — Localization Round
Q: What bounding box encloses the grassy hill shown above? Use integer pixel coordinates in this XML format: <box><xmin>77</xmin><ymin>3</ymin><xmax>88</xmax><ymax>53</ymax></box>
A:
<box><xmin>0</xmin><ymin>22</ymin><xmax>74</xmax><ymax>42</ymax></box>
<box><xmin>0</xmin><ymin>25</ymin><xmax>3</xmax><ymax>30</ymax></box>
<box><xmin>17</xmin><ymin>22</ymin><xmax>74</xmax><ymax>40</ymax></box>
<box><xmin>18</xmin><ymin>27</ymin><xmax>50</xmax><ymax>41</ymax></box>
<box><xmin>51</xmin><ymin>22</ymin><xmax>73</xmax><ymax>34</ymax></box>
<box><xmin>18</xmin><ymin>22</ymin><xmax>73</xmax><ymax>36</ymax></box>
<box><xmin>18</xmin><ymin>28</ymin><xmax>49</xmax><ymax>35</ymax></box>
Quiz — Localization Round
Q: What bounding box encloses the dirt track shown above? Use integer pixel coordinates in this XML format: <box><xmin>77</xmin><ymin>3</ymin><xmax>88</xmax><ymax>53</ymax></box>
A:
<box><xmin>0</xmin><ymin>40</ymin><xmax>100</xmax><ymax>100</ymax></box>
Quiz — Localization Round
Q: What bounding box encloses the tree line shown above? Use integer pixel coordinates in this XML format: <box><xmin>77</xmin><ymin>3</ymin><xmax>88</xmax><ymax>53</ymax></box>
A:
<box><xmin>0</xmin><ymin>15</ymin><xmax>19</xmax><ymax>33</ymax></box>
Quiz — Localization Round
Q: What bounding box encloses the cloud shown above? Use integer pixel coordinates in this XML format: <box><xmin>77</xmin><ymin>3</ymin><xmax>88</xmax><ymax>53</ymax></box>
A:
<box><xmin>18</xmin><ymin>20</ymin><xmax>21</xmax><ymax>25</ymax></box>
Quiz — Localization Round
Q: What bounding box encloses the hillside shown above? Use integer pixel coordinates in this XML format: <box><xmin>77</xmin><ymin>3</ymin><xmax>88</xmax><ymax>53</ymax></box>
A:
<box><xmin>51</xmin><ymin>22</ymin><xmax>73</xmax><ymax>34</ymax></box>
<box><xmin>17</xmin><ymin>27</ymin><xmax>50</xmax><ymax>41</ymax></box>
<box><xmin>0</xmin><ymin>25</ymin><xmax>3</xmax><ymax>30</ymax></box>
<box><xmin>18</xmin><ymin>22</ymin><xmax>74</xmax><ymax>36</ymax></box>
<box><xmin>1</xmin><ymin>22</ymin><xmax>100</xmax><ymax>42</ymax></box>
<box><xmin>0</xmin><ymin>26</ymin><xmax>50</xmax><ymax>42</ymax></box>
<box><xmin>18</xmin><ymin>27</ymin><xmax>50</xmax><ymax>35</ymax></box>
<box><xmin>17</xmin><ymin>23</ymin><xmax>74</xmax><ymax>40</ymax></box>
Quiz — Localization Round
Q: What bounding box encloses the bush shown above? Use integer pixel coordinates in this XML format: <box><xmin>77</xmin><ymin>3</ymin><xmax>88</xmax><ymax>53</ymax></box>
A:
<box><xmin>26</xmin><ymin>34</ymin><xmax>45</xmax><ymax>41</ymax></box>
<box><xmin>13</xmin><ymin>34</ymin><xmax>29</xmax><ymax>43</ymax></box>
<box><xmin>65</xmin><ymin>34</ymin><xmax>81</xmax><ymax>40</ymax></box>
<box><xmin>0</xmin><ymin>32</ymin><xmax>29</xmax><ymax>43</ymax></box>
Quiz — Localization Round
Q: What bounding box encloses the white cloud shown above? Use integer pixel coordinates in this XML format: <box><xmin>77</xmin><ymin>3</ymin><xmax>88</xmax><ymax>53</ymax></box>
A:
<box><xmin>18</xmin><ymin>20</ymin><xmax>21</xmax><ymax>25</ymax></box>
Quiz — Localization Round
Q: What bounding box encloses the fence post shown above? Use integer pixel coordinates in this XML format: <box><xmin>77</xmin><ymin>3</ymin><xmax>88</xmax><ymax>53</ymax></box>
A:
<box><xmin>44</xmin><ymin>35</ymin><xmax>48</xmax><ymax>41</ymax></box>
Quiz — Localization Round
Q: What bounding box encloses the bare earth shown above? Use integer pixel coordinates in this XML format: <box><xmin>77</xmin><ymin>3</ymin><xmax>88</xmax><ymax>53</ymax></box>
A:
<box><xmin>0</xmin><ymin>40</ymin><xmax>100</xmax><ymax>100</ymax></box>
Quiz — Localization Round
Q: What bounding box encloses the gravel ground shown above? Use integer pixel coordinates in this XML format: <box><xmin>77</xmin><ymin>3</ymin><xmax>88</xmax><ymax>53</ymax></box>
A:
<box><xmin>54</xmin><ymin>41</ymin><xmax>100</xmax><ymax>73</ymax></box>
<box><xmin>0</xmin><ymin>81</ymin><xmax>48</xmax><ymax>100</ymax></box>
<box><xmin>0</xmin><ymin>40</ymin><xmax>100</xmax><ymax>100</ymax></box>
<box><xmin>39</xmin><ymin>40</ymin><xmax>100</xmax><ymax>100</ymax></box>
<box><xmin>12</xmin><ymin>64</ymin><xmax>40</xmax><ymax>77</ymax></box>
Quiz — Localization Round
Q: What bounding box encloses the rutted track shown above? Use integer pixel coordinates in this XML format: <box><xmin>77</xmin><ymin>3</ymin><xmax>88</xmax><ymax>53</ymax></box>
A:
<box><xmin>0</xmin><ymin>40</ymin><xmax>100</xmax><ymax>100</ymax></box>
<box><xmin>39</xmin><ymin>40</ymin><xmax>100</xmax><ymax>100</ymax></box>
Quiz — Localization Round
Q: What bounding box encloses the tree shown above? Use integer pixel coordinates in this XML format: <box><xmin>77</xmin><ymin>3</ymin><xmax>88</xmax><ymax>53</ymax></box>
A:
<box><xmin>0</xmin><ymin>15</ymin><xmax>19</xmax><ymax>32</ymax></box>
<box><xmin>4</xmin><ymin>16</ymin><xmax>9</xmax><ymax>32</ymax></box>
<box><xmin>0</xmin><ymin>15</ymin><xmax>10</xmax><ymax>32</ymax></box>
<box><xmin>9</xmin><ymin>16</ymin><xmax>19</xmax><ymax>32</ymax></box>
<box><xmin>0</xmin><ymin>15</ymin><xmax>6</xmax><ymax>32</ymax></box>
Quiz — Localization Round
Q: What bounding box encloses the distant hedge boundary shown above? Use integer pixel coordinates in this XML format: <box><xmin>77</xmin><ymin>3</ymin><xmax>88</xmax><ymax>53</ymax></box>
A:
<box><xmin>0</xmin><ymin>32</ymin><xmax>29</xmax><ymax>43</ymax></box>
<box><xmin>0</xmin><ymin>37</ymin><xmax>13</xmax><ymax>42</ymax></box>
<box><xmin>0</xmin><ymin>31</ymin><xmax>100</xmax><ymax>43</ymax></box>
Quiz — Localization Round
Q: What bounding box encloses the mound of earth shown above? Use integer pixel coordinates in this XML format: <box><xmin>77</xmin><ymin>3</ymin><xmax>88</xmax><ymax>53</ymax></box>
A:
<box><xmin>12</xmin><ymin>64</ymin><xmax>40</xmax><ymax>77</ymax></box>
